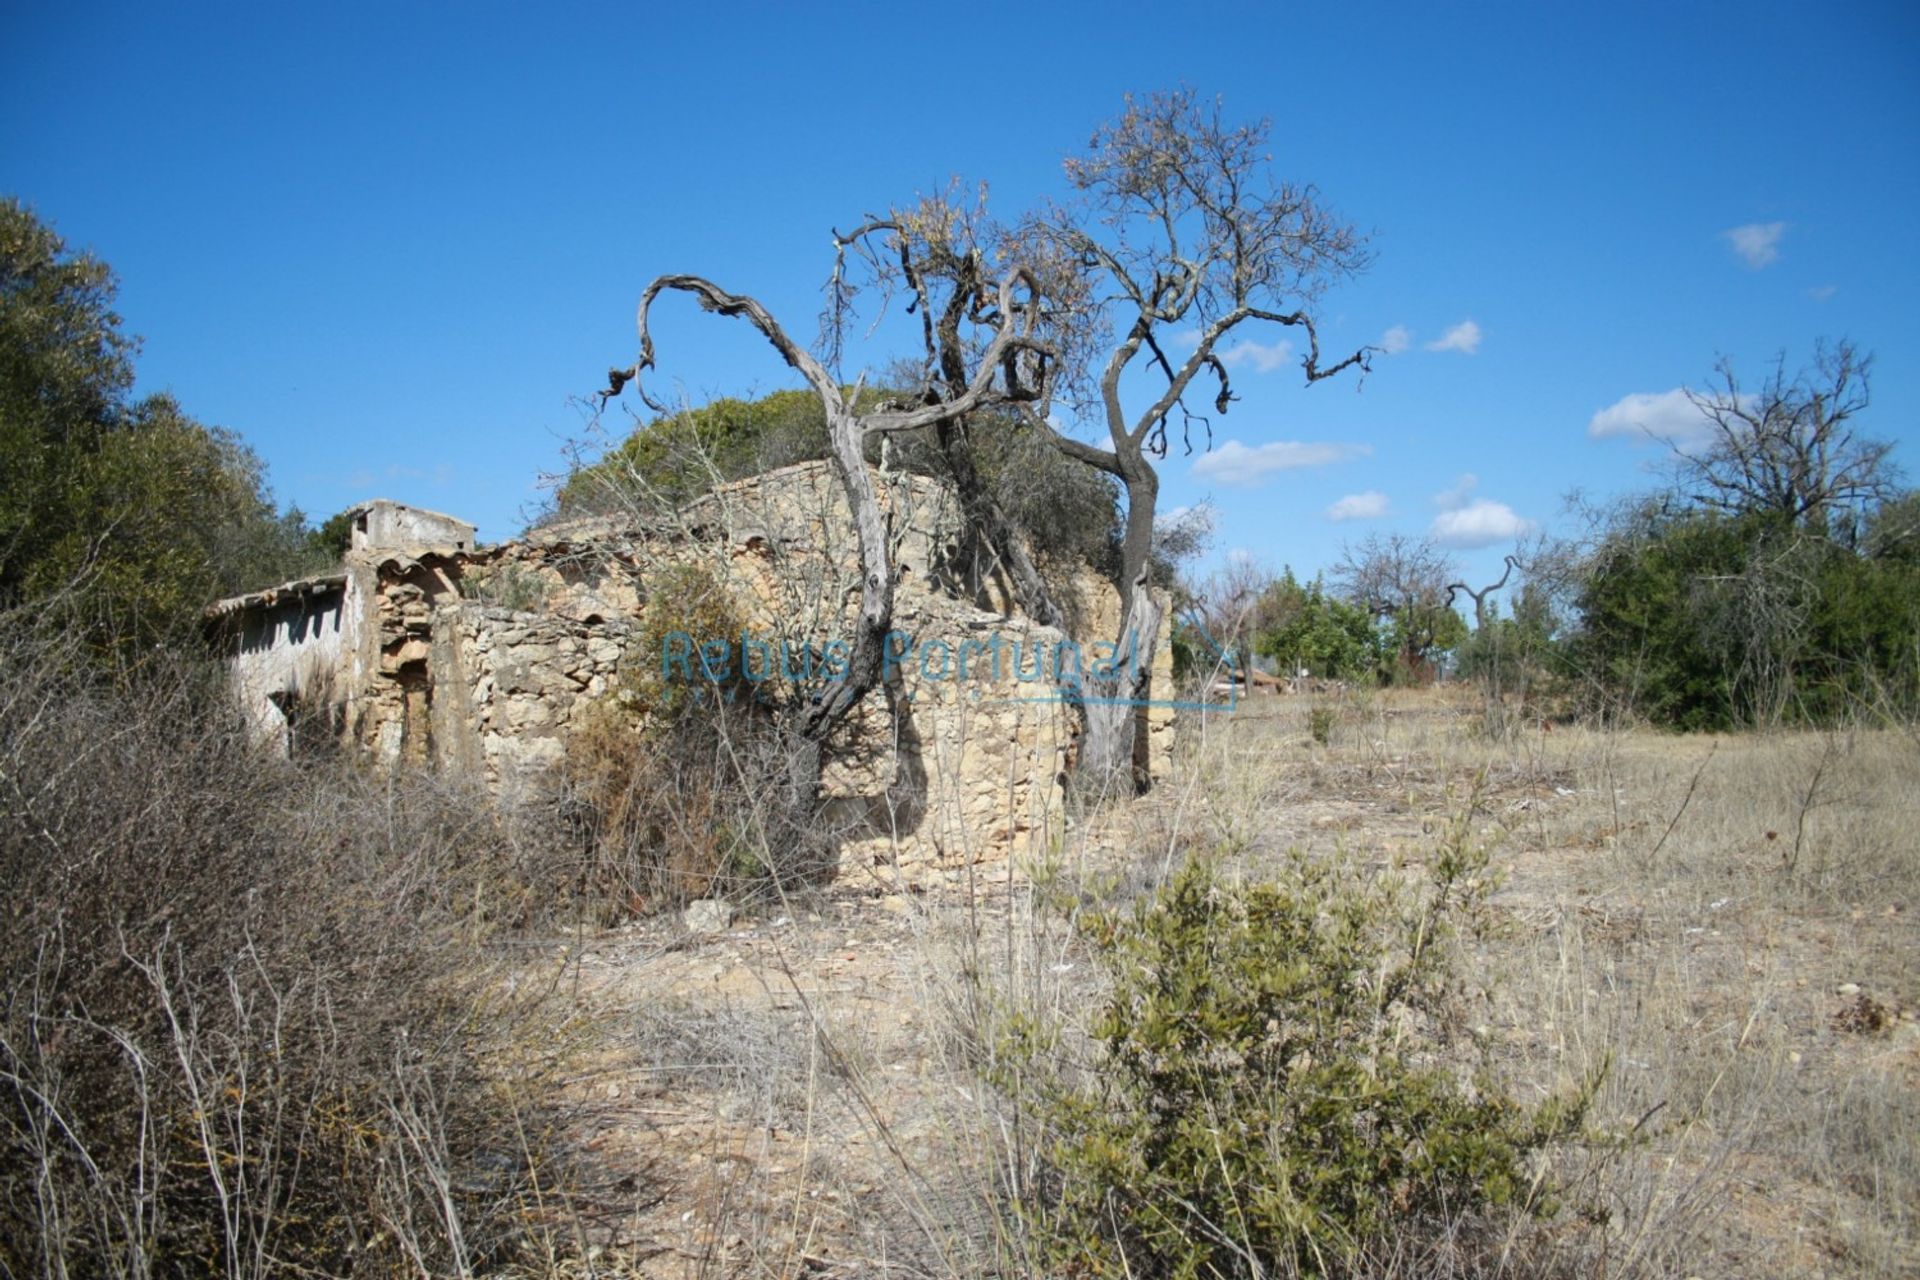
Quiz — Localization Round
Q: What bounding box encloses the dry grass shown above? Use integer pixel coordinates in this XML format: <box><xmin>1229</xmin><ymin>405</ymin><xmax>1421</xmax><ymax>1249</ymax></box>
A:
<box><xmin>1179</xmin><ymin>690</ymin><xmax>1920</xmax><ymax>1278</ymax></box>
<box><xmin>536</xmin><ymin>687</ymin><xmax>1918</xmax><ymax>1277</ymax></box>
<box><xmin>18</xmin><ymin>596</ymin><xmax>1907</xmax><ymax>1278</ymax></box>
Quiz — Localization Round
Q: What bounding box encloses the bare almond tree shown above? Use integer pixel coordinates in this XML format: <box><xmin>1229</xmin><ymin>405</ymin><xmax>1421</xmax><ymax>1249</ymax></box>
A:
<box><xmin>600</xmin><ymin>90</ymin><xmax>1374</xmax><ymax>798</ymax></box>
<box><xmin>1188</xmin><ymin>554</ymin><xmax>1276</xmax><ymax>691</ymax></box>
<box><xmin>1677</xmin><ymin>340</ymin><xmax>1895</xmax><ymax>536</ymax></box>
<box><xmin>1015</xmin><ymin>90</ymin><xmax>1375</xmax><ymax>786</ymax></box>
<box><xmin>1335</xmin><ymin>532</ymin><xmax>1461</xmax><ymax>679</ymax></box>
<box><xmin>825</xmin><ymin>187</ymin><xmax>1090</xmax><ymax>632</ymax></box>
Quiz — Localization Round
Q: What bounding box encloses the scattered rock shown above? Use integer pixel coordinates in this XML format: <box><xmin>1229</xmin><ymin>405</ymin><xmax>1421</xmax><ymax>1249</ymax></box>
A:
<box><xmin>684</xmin><ymin>899</ymin><xmax>734</xmax><ymax>935</ymax></box>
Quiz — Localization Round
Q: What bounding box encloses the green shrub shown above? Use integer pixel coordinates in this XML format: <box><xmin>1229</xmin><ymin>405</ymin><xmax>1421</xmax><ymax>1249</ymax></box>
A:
<box><xmin>556</xmin><ymin>389</ymin><xmax>1123</xmax><ymax>578</ymax></box>
<box><xmin>996</xmin><ymin>821</ymin><xmax>1596</xmax><ymax>1277</ymax></box>
<box><xmin>1308</xmin><ymin>704</ymin><xmax>1336</xmax><ymax>746</ymax></box>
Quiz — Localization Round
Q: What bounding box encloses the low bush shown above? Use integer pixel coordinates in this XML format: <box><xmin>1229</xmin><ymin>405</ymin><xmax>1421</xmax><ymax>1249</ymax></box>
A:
<box><xmin>993</xmin><ymin>813</ymin><xmax>1598</xmax><ymax>1277</ymax></box>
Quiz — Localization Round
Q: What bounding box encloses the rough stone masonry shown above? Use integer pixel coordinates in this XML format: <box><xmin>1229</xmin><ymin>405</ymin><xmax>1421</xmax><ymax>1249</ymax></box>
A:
<box><xmin>206</xmin><ymin>463</ymin><xmax>1174</xmax><ymax>874</ymax></box>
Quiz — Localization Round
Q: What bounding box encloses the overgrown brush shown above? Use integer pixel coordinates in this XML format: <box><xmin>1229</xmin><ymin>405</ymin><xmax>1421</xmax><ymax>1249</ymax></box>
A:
<box><xmin>562</xmin><ymin>561</ymin><xmax>832</xmax><ymax>913</ymax></box>
<box><xmin>0</xmin><ymin>610</ymin><xmax>570</xmax><ymax>1277</ymax></box>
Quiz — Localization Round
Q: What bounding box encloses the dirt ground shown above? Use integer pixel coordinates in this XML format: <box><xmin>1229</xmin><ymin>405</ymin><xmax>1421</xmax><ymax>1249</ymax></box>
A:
<box><xmin>530</xmin><ymin>689</ymin><xmax>1920</xmax><ymax>1278</ymax></box>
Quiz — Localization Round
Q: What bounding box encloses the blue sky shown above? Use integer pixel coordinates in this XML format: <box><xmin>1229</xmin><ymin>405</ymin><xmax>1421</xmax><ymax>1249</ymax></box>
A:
<box><xmin>5</xmin><ymin>0</ymin><xmax>1916</xmax><ymax>590</ymax></box>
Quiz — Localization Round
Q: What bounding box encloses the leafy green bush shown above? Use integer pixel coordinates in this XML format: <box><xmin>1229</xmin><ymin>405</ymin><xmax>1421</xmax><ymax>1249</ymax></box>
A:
<box><xmin>996</xmin><ymin>824</ymin><xmax>1595</xmax><ymax>1277</ymax></box>
<box><xmin>558</xmin><ymin>389</ymin><xmax>1122</xmax><ymax>577</ymax></box>
<box><xmin>1569</xmin><ymin>503</ymin><xmax>1920</xmax><ymax>729</ymax></box>
<box><xmin>557</xmin><ymin>387</ymin><xmax>840</xmax><ymax>515</ymax></box>
<box><xmin>1</xmin><ymin>200</ymin><xmax>329</xmax><ymax>660</ymax></box>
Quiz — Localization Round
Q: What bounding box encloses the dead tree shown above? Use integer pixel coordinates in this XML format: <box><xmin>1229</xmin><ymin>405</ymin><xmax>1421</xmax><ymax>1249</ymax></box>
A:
<box><xmin>1447</xmin><ymin>555</ymin><xmax>1516</xmax><ymax>638</ymax></box>
<box><xmin>1448</xmin><ymin>554</ymin><xmax>1516</xmax><ymax>727</ymax></box>
<box><xmin>825</xmin><ymin>191</ymin><xmax>1083</xmax><ymax>632</ymax></box>
<box><xmin>1676</xmin><ymin>340</ymin><xmax>1893</xmax><ymax>537</ymax></box>
<box><xmin>602</xmin><ymin>269</ymin><xmax>1057</xmax><ymax>814</ymax></box>
<box><xmin>1015</xmin><ymin>90</ymin><xmax>1375</xmax><ymax>789</ymax></box>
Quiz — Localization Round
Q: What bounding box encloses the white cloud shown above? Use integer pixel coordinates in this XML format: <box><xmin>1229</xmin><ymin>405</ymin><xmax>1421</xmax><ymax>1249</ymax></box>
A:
<box><xmin>1431</xmin><ymin>499</ymin><xmax>1535</xmax><ymax>549</ymax></box>
<box><xmin>1807</xmin><ymin>283</ymin><xmax>1837</xmax><ymax>302</ymax></box>
<box><xmin>1432</xmin><ymin>473</ymin><xmax>1479</xmax><ymax>510</ymax></box>
<box><xmin>1379</xmin><ymin>325</ymin><xmax>1412</xmax><ymax>356</ymax></box>
<box><xmin>1587</xmin><ymin>388</ymin><xmax>1713</xmax><ymax>444</ymax></box>
<box><xmin>1326</xmin><ymin>491</ymin><xmax>1390</xmax><ymax>521</ymax></box>
<box><xmin>1424</xmin><ymin>319</ymin><xmax>1482</xmax><ymax>355</ymax></box>
<box><xmin>1723</xmin><ymin>221</ymin><xmax>1785</xmax><ymax>269</ymax></box>
<box><xmin>1215</xmin><ymin>336</ymin><xmax>1295</xmax><ymax>374</ymax></box>
<box><xmin>1192</xmin><ymin>439</ymin><xmax>1371</xmax><ymax>488</ymax></box>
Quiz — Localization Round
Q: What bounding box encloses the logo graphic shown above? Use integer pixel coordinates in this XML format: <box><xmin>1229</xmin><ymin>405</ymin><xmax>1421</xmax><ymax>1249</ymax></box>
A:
<box><xmin>659</xmin><ymin>621</ymin><xmax>1242</xmax><ymax>714</ymax></box>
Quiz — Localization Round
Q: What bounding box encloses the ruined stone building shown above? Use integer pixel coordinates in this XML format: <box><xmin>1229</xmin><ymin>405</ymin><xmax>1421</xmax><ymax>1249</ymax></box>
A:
<box><xmin>207</xmin><ymin>466</ymin><xmax>1174</xmax><ymax>873</ymax></box>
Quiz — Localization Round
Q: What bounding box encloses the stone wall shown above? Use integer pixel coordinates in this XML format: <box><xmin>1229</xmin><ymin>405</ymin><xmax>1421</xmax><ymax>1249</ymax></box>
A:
<box><xmin>430</xmin><ymin>604</ymin><xmax>638</xmax><ymax>802</ymax></box>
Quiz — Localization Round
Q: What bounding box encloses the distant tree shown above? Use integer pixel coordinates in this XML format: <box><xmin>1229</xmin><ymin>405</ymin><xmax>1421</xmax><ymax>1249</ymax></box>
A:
<box><xmin>1673</xmin><ymin>340</ymin><xmax>1897</xmax><ymax>537</ymax></box>
<box><xmin>0</xmin><ymin>199</ymin><xmax>316</xmax><ymax>657</ymax></box>
<box><xmin>1562</xmin><ymin>344</ymin><xmax>1915</xmax><ymax>728</ymax></box>
<box><xmin>1252</xmin><ymin>568</ymin><xmax>1375</xmax><ymax>682</ymax></box>
<box><xmin>1454</xmin><ymin>580</ymin><xmax>1560</xmax><ymax>687</ymax></box>
<box><xmin>1184</xmin><ymin>555</ymin><xmax>1274</xmax><ymax>688</ymax></box>
<box><xmin>1572</xmin><ymin>505</ymin><xmax>1788</xmax><ymax>728</ymax></box>
<box><xmin>1334</xmin><ymin>532</ymin><xmax>1464</xmax><ymax>683</ymax></box>
<box><xmin>1448</xmin><ymin>555</ymin><xmax>1517</xmax><ymax>726</ymax></box>
<box><xmin>304</xmin><ymin>507</ymin><xmax>361</xmax><ymax>564</ymax></box>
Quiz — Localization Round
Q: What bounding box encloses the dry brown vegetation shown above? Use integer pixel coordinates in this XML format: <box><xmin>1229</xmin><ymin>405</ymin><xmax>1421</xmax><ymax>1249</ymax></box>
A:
<box><xmin>0</xmin><ymin>615</ymin><xmax>593</xmax><ymax>1276</ymax></box>
<box><xmin>7</xmin><ymin>600</ymin><xmax>1914</xmax><ymax>1277</ymax></box>
<box><xmin>534</xmin><ymin>688</ymin><xmax>1918</xmax><ymax>1278</ymax></box>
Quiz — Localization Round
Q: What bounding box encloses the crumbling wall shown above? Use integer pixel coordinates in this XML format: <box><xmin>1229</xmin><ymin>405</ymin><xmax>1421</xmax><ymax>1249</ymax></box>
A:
<box><xmin>819</xmin><ymin>596</ymin><xmax>1075</xmax><ymax>873</ymax></box>
<box><xmin>349</xmin><ymin>499</ymin><xmax>476</xmax><ymax>554</ymax></box>
<box><xmin>345</xmin><ymin>554</ymin><xmax>463</xmax><ymax>764</ymax></box>
<box><xmin>215</xmin><ymin>576</ymin><xmax>352</xmax><ymax>753</ymax></box>
<box><xmin>430</xmin><ymin>604</ymin><xmax>639</xmax><ymax>802</ymax></box>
